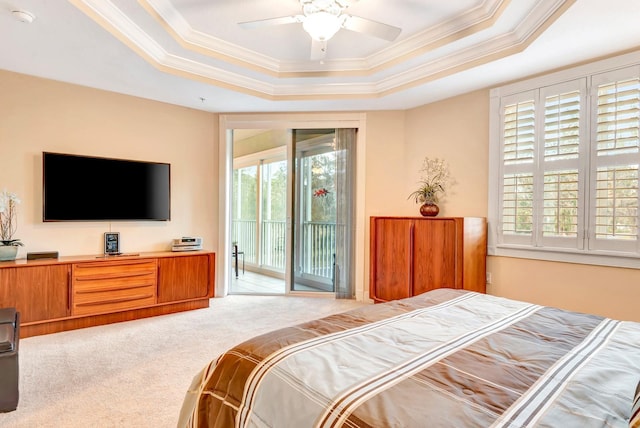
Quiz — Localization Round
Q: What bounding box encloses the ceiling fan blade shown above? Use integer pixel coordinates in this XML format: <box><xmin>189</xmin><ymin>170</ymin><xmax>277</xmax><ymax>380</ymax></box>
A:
<box><xmin>342</xmin><ymin>15</ymin><xmax>401</xmax><ymax>41</ymax></box>
<box><xmin>310</xmin><ymin>39</ymin><xmax>327</xmax><ymax>61</ymax></box>
<box><xmin>238</xmin><ymin>15</ymin><xmax>302</xmax><ymax>29</ymax></box>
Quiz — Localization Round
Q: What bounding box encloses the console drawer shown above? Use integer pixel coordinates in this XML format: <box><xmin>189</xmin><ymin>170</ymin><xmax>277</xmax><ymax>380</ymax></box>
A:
<box><xmin>72</xmin><ymin>259</ymin><xmax>158</xmax><ymax>316</ymax></box>
<box><xmin>73</xmin><ymin>259</ymin><xmax>157</xmax><ymax>280</ymax></box>
<box><xmin>73</xmin><ymin>283</ymin><xmax>156</xmax><ymax>316</ymax></box>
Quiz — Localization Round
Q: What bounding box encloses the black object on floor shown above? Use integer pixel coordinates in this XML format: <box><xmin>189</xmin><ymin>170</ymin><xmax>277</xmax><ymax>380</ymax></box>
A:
<box><xmin>0</xmin><ymin>307</ymin><xmax>19</xmax><ymax>412</ymax></box>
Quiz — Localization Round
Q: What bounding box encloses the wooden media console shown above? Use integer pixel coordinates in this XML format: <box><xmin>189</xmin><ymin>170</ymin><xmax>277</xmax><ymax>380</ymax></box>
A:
<box><xmin>0</xmin><ymin>251</ymin><xmax>215</xmax><ymax>337</ymax></box>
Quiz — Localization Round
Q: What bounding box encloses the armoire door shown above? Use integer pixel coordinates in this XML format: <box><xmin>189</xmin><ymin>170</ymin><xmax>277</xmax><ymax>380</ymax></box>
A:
<box><xmin>412</xmin><ymin>218</ymin><xmax>460</xmax><ymax>295</ymax></box>
<box><xmin>369</xmin><ymin>217</ymin><xmax>413</xmax><ymax>302</ymax></box>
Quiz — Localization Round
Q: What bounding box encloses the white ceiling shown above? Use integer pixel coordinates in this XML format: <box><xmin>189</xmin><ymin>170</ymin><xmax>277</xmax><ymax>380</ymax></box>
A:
<box><xmin>1</xmin><ymin>0</ymin><xmax>639</xmax><ymax>113</ymax></box>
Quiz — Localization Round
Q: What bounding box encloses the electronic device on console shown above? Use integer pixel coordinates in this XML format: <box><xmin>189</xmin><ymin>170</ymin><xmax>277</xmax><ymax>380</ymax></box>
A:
<box><xmin>171</xmin><ymin>237</ymin><xmax>203</xmax><ymax>252</ymax></box>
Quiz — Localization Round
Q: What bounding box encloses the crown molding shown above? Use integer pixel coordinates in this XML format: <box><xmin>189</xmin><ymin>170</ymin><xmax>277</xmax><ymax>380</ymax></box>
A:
<box><xmin>70</xmin><ymin>0</ymin><xmax>575</xmax><ymax>101</ymax></box>
<box><xmin>141</xmin><ymin>0</ymin><xmax>511</xmax><ymax>77</ymax></box>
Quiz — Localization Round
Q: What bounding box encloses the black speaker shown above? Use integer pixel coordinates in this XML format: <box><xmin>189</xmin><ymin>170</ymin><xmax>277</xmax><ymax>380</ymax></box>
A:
<box><xmin>26</xmin><ymin>251</ymin><xmax>59</xmax><ymax>260</ymax></box>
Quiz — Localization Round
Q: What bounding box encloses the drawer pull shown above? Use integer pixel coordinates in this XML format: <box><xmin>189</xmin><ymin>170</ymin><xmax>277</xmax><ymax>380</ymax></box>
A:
<box><xmin>75</xmin><ymin>294</ymin><xmax>154</xmax><ymax>307</ymax></box>
<box><xmin>76</xmin><ymin>260</ymin><xmax>154</xmax><ymax>269</ymax></box>
<box><xmin>75</xmin><ymin>283</ymin><xmax>154</xmax><ymax>294</ymax></box>
<box><xmin>75</xmin><ymin>271</ymin><xmax>155</xmax><ymax>281</ymax></box>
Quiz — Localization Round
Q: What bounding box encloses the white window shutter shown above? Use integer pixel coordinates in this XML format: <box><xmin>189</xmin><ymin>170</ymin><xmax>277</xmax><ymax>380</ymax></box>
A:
<box><xmin>499</xmin><ymin>92</ymin><xmax>536</xmax><ymax>246</ymax></box>
<box><xmin>538</xmin><ymin>80</ymin><xmax>586</xmax><ymax>249</ymax></box>
<box><xmin>589</xmin><ymin>67</ymin><xmax>640</xmax><ymax>253</ymax></box>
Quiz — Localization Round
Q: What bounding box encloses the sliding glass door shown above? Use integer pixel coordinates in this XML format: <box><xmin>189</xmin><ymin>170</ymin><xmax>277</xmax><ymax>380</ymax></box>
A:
<box><xmin>229</xmin><ymin>128</ymin><xmax>355</xmax><ymax>298</ymax></box>
<box><xmin>231</xmin><ymin>140</ymin><xmax>288</xmax><ymax>294</ymax></box>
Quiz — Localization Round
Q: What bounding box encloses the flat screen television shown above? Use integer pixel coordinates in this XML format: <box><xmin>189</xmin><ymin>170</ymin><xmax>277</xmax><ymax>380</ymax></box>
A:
<box><xmin>43</xmin><ymin>152</ymin><xmax>171</xmax><ymax>221</ymax></box>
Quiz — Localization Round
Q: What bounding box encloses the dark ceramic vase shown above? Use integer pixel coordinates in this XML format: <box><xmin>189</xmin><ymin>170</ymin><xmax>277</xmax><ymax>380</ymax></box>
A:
<box><xmin>419</xmin><ymin>202</ymin><xmax>439</xmax><ymax>217</ymax></box>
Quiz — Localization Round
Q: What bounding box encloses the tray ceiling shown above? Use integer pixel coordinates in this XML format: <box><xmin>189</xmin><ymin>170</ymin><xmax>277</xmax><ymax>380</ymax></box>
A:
<box><xmin>1</xmin><ymin>0</ymin><xmax>639</xmax><ymax>112</ymax></box>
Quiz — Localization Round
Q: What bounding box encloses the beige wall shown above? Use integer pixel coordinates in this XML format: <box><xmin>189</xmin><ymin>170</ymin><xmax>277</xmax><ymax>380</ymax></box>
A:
<box><xmin>488</xmin><ymin>257</ymin><xmax>640</xmax><ymax>322</ymax></box>
<box><xmin>403</xmin><ymin>90</ymin><xmax>489</xmax><ymax>218</ymax></box>
<box><xmin>3</xmin><ymin>68</ymin><xmax>638</xmax><ymax>322</ymax></box>
<box><xmin>363</xmin><ymin>110</ymin><xmax>407</xmax><ymax>216</ymax></box>
<box><xmin>0</xmin><ymin>70</ymin><xmax>218</xmax><ymax>257</ymax></box>
<box><xmin>362</xmin><ymin>91</ymin><xmax>489</xmax><ymax>217</ymax></box>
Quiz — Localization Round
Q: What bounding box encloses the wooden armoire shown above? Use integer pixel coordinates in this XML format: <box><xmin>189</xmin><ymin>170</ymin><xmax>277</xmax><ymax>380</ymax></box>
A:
<box><xmin>369</xmin><ymin>216</ymin><xmax>487</xmax><ymax>303</ymax></box>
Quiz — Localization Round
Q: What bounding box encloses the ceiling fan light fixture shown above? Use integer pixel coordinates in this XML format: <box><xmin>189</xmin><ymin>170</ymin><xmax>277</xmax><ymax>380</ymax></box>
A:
<box><xmin>302</xmin><ymin>12</ymin><xmax>342</xmax><ymax>41</ymax></box>
<box><xmin>12</xmin><ymin>10</ymin><xmax>36</xmax><ymax>23</ymax></box>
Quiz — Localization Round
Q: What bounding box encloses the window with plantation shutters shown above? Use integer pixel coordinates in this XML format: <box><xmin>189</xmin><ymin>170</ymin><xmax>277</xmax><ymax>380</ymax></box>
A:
<box><xmin>539</xmin><ymin>82</ymin><xmax>584</xmax><ymax>249</ymax></box>
<box><xmin>489</xmin><ymin>56</ymin><xmax>640</xmax><ymax>267</ymax></box>
<box><xmin>501</xmin><ymin>96</ymin><xmax>535</xmax><ymax>244</ymax></box>
<box><xmin>589</xmin><ymin>71</ymin><xmax>640</xmax><ymax>253</ymax></box>
<box><xmin>498</xmin><ymin>81</ymin><xmax>585</xmax><ymax>249</ymax></box>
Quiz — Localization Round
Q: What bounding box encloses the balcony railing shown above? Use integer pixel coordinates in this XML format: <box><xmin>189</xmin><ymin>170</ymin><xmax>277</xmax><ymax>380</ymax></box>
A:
<box><xmin>261</xmin><ymin>220</ymin><xmax>286</xmax><ymax>271</ymax></box>
<box><xmin>232</xmin><ymin>219</ymin><xmax>257</xmax><ymax>264</ymax></box>
<box><xmin>232</xmin><ymin>219</ymin><xmax>335</xmax><ymax>281</ymax></box>
<box><xmin>301</xmin><ymin>221</ymin><xmax>335</xmax><ymax>279</ymax></box>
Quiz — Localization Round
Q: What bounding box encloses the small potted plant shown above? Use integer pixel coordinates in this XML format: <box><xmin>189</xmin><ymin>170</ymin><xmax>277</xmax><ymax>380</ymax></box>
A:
<box><xmin>408</xmin><ymin>157</ymin><xmax>451</xmax><ymax>217</ymax></box>
<box><xmin>0</xmin><ymin>190</ymin><xmax>24</xmax><ymax>261</ymax></box>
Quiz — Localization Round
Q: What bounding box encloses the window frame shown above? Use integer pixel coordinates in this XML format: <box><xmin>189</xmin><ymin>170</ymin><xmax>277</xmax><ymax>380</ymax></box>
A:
<box><xmin>488</xmin><ymin>50</ymin><xmax>640</xmax><ymax>268</ymax></box>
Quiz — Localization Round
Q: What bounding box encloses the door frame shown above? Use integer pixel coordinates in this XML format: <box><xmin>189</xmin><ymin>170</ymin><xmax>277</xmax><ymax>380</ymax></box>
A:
<box><xmin>217</xmin><ymin>113</ymin><xmax>367</xmax><ymax>300</ymax></box>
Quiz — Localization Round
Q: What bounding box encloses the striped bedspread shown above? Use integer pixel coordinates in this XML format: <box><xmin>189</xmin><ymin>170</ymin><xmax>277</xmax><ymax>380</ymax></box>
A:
<box><xmin>179</xmin><ymin>289</ymin><xmax>640</xmax><ymax>427</ymax></box>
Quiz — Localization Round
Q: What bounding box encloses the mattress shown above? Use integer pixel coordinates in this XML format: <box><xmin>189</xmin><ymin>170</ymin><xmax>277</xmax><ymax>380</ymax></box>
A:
<box><xmin>179</xmin><ymin>289</ymin><xmax>640</xmax><ymax>427</ymax></box>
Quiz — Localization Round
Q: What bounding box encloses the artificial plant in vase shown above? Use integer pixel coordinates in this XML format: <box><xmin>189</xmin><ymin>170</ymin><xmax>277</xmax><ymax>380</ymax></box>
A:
<box><xmin>0</xmin><ymin>190</ymin><xmax>23</xmax><ymax>261</ymax></box>
<box><xmin>407</xmin><ymin>157</ymin><xmax>451</xmax><ymax>217</ymax></box>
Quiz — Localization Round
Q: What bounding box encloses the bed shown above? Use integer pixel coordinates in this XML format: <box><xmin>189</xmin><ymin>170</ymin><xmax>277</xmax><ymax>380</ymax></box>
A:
<box><xmin>179</xmin><ymin>289</ymin><xmax>640</xmax><ymax>427</ymax></box>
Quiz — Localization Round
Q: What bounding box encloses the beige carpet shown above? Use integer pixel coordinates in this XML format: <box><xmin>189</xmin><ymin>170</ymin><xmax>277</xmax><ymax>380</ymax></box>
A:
<box><xmin>0</xmin><ymin>295</ymin><xmax>366</xmax><ymax>428</ymax></box>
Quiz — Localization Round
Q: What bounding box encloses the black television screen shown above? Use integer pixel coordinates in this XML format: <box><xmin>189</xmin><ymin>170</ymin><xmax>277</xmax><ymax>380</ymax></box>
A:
<box><xmin>43</xmin><ymin>152</ymin><xmax>171</xmax><ymax>221</ymax></box>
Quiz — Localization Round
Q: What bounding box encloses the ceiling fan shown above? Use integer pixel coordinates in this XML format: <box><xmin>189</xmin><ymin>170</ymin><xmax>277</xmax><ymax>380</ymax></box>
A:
<box><xmin>238</xmin><ymin>0</ymin><xmax>402</xmax><ymax>60</ymax></box>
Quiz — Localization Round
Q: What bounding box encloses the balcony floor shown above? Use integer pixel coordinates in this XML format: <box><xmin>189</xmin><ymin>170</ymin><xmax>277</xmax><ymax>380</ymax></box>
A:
<box><xmin>230</xmin><ymin>270</ymin><xmax>331</xmax><ymax>294</ymax></box>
